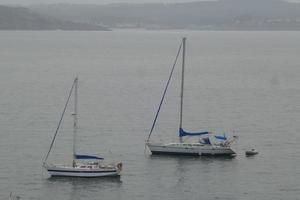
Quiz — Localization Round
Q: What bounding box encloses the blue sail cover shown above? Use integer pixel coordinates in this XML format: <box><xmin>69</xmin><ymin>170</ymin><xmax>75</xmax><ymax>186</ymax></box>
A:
<box><xmin>179</xmin><ymin>128</ymin><xmax>210</xmax><ymax>137</ymax></box>
<box><xmin>75</xmin><ymin>154</ymin><xmax>104</xmax><ymax>160</ymax></box>
<box><xmin>215</xmin><ymin>134</ymin><xmax>227</xmax><ymax>140</ymax></box>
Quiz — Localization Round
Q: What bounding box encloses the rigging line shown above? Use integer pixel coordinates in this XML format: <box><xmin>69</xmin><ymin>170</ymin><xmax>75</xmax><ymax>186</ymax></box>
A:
<box><xmin>146</xmin><ymin>41</ymin><xmax>183</xmax><ymax>142</ymax></box>
<box><xmin>43</xmin><ymin>79</ymin><xmax>77</xmax><ymax>164</ymax></box>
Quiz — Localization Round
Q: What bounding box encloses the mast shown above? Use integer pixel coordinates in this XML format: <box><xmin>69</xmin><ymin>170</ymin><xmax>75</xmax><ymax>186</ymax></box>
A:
<box><xmin>72</xmin><ymin>77</ymin><xmax>78</xmax><ymax>167</ymax></box>
<box><xmin>179</xmin><ymin>37</ymin><xmax>186</xmax><ymax>143</ymax></box>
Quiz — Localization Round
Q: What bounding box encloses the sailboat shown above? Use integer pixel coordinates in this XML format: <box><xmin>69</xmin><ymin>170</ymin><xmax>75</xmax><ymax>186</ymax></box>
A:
<box><xmin>146</xmin><ymin>38</ymin><xmax>237</xmax><ymax>156</ymax></box>
<box><xmin>43</xmin><ymin>77</ymin><xmax>122</xmax><ymax>177</ymax></box>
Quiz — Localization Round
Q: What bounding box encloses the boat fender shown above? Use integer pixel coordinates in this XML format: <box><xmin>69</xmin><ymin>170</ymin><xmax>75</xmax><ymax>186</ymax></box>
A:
<box><xmin>117</xmin><ymin>162</ymin><xmax>123</xmax><ymax>171</ymax></box>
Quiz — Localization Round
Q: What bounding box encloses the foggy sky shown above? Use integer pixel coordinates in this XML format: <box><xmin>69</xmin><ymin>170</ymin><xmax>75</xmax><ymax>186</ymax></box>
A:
<box><xmin>0</xmin><ymin>0</ymin><xmax>216</xmax><ymax>5</ymax></box>
<box><xmin>1</xmin><ymin>0</ymin><xmax>299</xmax><ymax>5</ymax></box>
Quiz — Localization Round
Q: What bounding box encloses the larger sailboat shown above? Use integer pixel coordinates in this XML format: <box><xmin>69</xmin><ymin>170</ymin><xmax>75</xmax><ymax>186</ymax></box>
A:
<box><xmin>146</xmin><ymin>38</ymin><xmax>237</xmax><ymax>156</ymax></box>
<box><xmin>43</xmin><ymin>77</ymin><xmax>122</xmax><ymax>177</ymax></box>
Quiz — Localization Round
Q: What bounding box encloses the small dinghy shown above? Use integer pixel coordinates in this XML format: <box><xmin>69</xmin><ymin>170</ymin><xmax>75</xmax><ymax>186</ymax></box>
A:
<box><xmin>245</xmin><ymin>149</ymin><xmax>259</xmax><ymax>156</ymax></box>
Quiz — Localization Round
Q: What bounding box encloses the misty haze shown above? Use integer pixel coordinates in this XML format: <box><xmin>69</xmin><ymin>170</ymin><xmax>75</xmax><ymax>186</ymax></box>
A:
<box><xmin>0</xmin><ymin>0</ymin><xmax>300</xmax><ymax>200</ymax></box>
<box><xmin>1</xmin><ymin>0</ymin><xmax>300</xmax><ymax>30</ymax></box>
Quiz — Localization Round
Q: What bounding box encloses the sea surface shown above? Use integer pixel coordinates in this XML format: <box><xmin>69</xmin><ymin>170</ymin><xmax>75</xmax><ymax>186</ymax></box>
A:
<box><xmin>0</xmin><ymin>30</ymin><xmax>299</xmax><ymax>200</ymax></box>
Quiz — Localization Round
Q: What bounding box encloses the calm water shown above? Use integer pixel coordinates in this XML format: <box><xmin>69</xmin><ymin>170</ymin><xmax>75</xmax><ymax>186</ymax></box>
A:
<box><xmin>0</xmin><ymin>30</ymin><xmax>300</xmax><ymax>200</ymax></box>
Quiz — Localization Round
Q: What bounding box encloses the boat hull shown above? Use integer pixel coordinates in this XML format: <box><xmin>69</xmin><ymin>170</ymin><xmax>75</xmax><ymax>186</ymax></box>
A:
<box><xmin>245</xmin><ymin>151</ymin><xmax>258</xmax><ymax>156</ymax></box>
<box><xmin>147</xmin><ymin>143</ymin><xmax>235</xmax><ymax>156</ymax></box>
<box><xmin>45</xmin><ymin>166</ymin><xmax>120</xmax><ymax>178</ymax></box>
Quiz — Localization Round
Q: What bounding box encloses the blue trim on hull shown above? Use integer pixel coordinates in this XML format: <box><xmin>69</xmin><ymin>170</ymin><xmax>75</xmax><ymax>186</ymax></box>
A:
<box><xmin>50</xmin><ymin>174</ymin><xmax>120</xmax><ymax>178</ymax></box>
<box><xmin>48</xmin><ymin>169</ymin><xmax>117</xmax><ymax>173</ymax></box>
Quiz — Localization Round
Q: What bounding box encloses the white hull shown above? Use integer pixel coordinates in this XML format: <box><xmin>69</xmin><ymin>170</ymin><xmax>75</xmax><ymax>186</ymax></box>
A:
<box><xmin>147</xmin><ymin>142</ymin><xmax>235</xmax><ymax>156</ymax></box>
<box><xmin>45</xmin><ymin>165</ymin><xmax>121</xmax><ymax>178</ymax></box>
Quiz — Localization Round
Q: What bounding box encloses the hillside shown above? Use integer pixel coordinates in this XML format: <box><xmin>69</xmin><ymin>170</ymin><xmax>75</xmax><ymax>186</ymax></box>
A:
<box><xmin>0</xmin><ymin>5</ymin><xmax>110</xmax><ymax>30</ymax></box>
<box><xmin>30</xmin><ymin>0</ymin><xmax>300</xmax><ymax>30</ymax></box>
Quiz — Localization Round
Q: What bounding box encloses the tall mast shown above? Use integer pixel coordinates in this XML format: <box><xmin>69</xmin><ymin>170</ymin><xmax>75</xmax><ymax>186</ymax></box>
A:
<box><xmin>72</xmin><ymin>77</ymin><xmax>78</xmax><ymax>167</ymax></box>
<box><xmin>179</xmin><ymin>37</ymin><xmax>186</xmax><ymax>143</ymax></box>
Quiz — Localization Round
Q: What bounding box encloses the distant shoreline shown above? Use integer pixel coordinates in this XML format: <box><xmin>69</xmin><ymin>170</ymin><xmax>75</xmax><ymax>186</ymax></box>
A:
<box><xmin>0</xmin><ymin>5</ymin><xmax>111</xmax><ymax>31</ymax></box>
<box><xmin>2</xmin><ymin>0</ymin><xmax>300</xmax><ymax>31</ymax></box>
<box><xmin>1</xmin><ymin>28</ymin><xmax>300</xmax><ymax>31</ymax></box>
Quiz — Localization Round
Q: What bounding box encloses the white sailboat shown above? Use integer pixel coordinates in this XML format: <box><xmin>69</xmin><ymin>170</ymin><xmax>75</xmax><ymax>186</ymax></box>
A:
<box><xmin>43</xmin><ymin>77</ymin><xmax>122</xmax><ymax>177</ymax></box>
<box><xmin>146</xmin><ymin>38</ymin><xmax>237</xmax><ymax>156</ymax></box>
